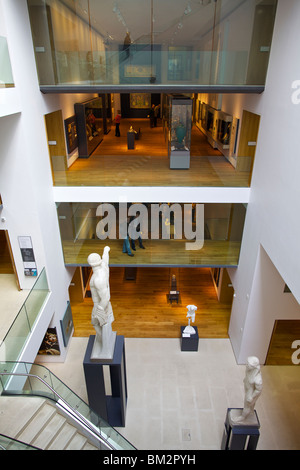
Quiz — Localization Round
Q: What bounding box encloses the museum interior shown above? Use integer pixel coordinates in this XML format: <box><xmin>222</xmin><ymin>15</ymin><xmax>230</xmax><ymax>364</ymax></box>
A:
<box><xmin>1</xmin><ymin>0</ymin><xmax>300</xmax><ymax>451</ymax></box>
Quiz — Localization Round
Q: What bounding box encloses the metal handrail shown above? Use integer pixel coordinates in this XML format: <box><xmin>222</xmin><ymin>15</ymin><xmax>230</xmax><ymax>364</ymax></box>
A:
<box><xmin>0</xmin><ymin>371</ymin><xmax>115</xmax><ymax>450</ymax></box>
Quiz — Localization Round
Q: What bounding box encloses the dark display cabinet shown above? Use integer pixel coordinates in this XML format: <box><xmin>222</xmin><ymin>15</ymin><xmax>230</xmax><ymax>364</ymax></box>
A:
<box><xmin>75</xmin><ymin>97</ymin><xmax>104</xmax><ymax>157</ymax></box>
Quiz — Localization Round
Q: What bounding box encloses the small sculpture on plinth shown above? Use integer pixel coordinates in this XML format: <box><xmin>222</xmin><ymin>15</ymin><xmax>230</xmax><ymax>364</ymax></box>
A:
<box><xmin>183</xmin><ymin>305</ymin><xmax>197</xmax><ymax>335</ymax></box>
<box><xmin>230</xmin><ymin>356</ymin><xmax>263</xmax><ymax>425</ymax></box>
<box><xmin>87</xmin><ymin>247</ymin><xmax>116</xmax><ymax>360</ymax></box>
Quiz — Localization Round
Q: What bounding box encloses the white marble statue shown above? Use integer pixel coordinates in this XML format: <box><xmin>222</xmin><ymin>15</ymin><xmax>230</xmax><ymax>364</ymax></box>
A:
<box><xmin>87</xmin><ymin>247</ymin><xmax>116</xmax><ymax>360</ymax></box>
<box><xmin>231</xmin><ymin>356</ymin><xmax>263</xmax><ymax>425</ymax></box>
<box><xmin>183</xmin><ymin>304</ymin><xmax>197</xmax><ymax>334</ymax></box>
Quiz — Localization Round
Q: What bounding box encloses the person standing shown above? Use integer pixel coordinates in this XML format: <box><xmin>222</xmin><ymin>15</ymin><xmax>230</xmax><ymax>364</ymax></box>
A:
<box><xmin>122</xmin><ymin>32</ymin><xmax>131</xmax><ymax>59</ymax></box>
<box><xmin>154</xmin><ymin>104</ymin><xmax>160</xmax><ymax>127</ymax></box>
<box><xmin>148</xmin><ymin>104</ymin><xmax>155</xmax><ymax>128</ymax></box>
<box><xmin>115</xmin><ymin>110</ymin><xmax>121</xmax><ymax>137</ymax></box>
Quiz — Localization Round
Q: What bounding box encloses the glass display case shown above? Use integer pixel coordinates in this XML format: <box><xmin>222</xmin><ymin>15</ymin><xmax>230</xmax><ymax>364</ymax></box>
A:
<box><xmin>168</xmin><ymin>96</ymin><xmax>192</xmax><ymax>169</ymax></box>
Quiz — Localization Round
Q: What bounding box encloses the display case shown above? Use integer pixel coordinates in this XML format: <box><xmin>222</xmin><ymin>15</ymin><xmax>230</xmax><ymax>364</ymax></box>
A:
<box><xmin>74</xmin><ymin>97</ymin><xmax>104</xmax><ymax>157</ymax></box>
<box><xmin>168</xmin><ymin>95</ymin><xmax>192</xmax><ymax>169</ymax></box>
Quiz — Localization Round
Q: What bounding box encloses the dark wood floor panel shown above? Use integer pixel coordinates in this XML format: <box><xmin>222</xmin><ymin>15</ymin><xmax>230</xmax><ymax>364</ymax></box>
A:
<box><xmin>62</xmin><ymin>239</ymin><xmax>240</xmax><ymax>267</ymax></box>
<box><xmin>71</xmin><ymin>267</ymin><xmax>232</xmax><ymax>339</ymax></box>
<box><xmin>53</xmin><ymin>120</ymin><xmax>249</xmax><ymax>187</ymax></box>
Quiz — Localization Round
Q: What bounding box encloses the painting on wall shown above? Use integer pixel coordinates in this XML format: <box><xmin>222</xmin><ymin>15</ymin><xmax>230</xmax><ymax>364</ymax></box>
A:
<box><xmin>60</xmin><ymin>301</ymin><xmax>74</xmax><ymax>347</ymax></box>
<box><xmin>38</xmin><ymin>327</ymin><xmax>60</xmax><ymax>355</ymax></box>
<box><xmin>64</xmin><ymin>115</ymin><xmax>78</xmax><ymax>154</ymax></box>
<box><xmin>130</xmin><ymin>93</ymin><xmax>151</xmax><ymax>109</ymax></box>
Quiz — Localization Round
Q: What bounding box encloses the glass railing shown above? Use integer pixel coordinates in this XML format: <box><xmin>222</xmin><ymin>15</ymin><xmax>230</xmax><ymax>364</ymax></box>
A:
<box><xmin>27</xmin><ymin>0</ymin><xmax>277</xmax><ymax>90</ymax></box>
<box><xmin>0</xmin><ymin>361</ymin><xmax>135</xmax><ymax>450</ymax></box>
<box><xmin>0</xmin><ymin>268</ymin><xmax>50</xmax><ymax>362</ymax></box>
<box><xmin>0</xmin><ymin>36</ymin><xmax>14</xmax><ymax>88</ymax></box>
<box><xmin>56</xmin><ymin>202</ymin><xmax>246</xmax><ymax>267</ymax></box>
<box><xmin>45</xmin><ymin>49</ymin><xmax>253</xmax><ymax>88</ymax></box>
<box><xmin>0</xmin><ymin>434</ymin><xmax>39</xmax><ymax>450</ymax></box>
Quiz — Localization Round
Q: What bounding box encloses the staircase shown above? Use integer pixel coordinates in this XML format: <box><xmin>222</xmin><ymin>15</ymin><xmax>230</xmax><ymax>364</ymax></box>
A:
<box><xmin>0</xmin><ymin>396</ymin><xmax>99</xmax><ymax>450</ymax></box>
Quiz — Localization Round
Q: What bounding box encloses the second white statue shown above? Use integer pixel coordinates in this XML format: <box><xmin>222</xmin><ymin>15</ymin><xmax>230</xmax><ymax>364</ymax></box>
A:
<box><xmin>183</xmin><ymin>305</ymin><xmax>197</xmax><ymax>335</ymax></box>
<box><xmin>87</xmin><ymin>247</ymin><xmax>116</xmax><ymax>360</ymax></box>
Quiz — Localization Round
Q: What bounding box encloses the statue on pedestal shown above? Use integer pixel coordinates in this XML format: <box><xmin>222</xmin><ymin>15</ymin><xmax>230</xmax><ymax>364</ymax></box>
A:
<box><xmin>87</xmin><ymin>247</ymin><xmax>116</xmax><ymax>360</ymax></box>
<box><xmin>231</xmin><ymin>356</ymin><xmax>263</xmax><ymax>425</ymax></box>
<box><xmin>183</xmin><ymin>305</ymin><xmax>197</xmax><ymax>334</ymax></box>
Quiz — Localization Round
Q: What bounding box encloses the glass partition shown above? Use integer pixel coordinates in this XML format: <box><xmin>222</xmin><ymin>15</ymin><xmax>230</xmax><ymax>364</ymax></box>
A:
<box><xmin>27</xmin><ymin>0</ymin><xmax>277</xmax><ymax>89</ymax></box>
<box><xmin>0</xmin><ymin>268</ymin><xmax>50</xmax><ymax>361</ymax></box>
<box><xmin>57</xmin><ymin>202</ymin><xmax>246</xmax><ymax>267</ymax></box>
<box><xmin>0</xmin><ymin>36</ymin><xmax>14</xmax><ymax>88</ymax></box>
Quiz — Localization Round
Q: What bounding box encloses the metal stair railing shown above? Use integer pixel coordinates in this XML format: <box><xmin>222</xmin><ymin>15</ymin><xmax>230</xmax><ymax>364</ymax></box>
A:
<box><xmin>0</xmin><ymin>361</ymin><xmax>135</xmax><ymax>451</ymax></box>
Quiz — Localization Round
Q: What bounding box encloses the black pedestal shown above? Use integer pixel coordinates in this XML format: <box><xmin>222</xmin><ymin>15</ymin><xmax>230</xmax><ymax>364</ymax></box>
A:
<box><xmin>169</xmin><ymin>290</ymin><xmax>179</xmax><ymax>303</ymax></box>
<box><xmin>127</xmin><ymin>132</ymin><xmax>135</xmax><ymax>149</ymax></box>
<box><xmin>180</xmin><ymin>326</ymin><xmax>199</xmax><ymax>351</ymax></box>
<box><xmin>221</xmin><ymin>408</ymin><xmax>260</xmax><ymax>450</ymax></box>
<box><xmin>83</xmin><ymin>335</ymin><xmax>127</xmax><ymax>427</ymax></box>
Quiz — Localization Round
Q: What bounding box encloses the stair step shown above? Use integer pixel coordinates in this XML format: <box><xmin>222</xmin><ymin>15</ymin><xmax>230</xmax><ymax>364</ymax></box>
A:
<box><xmin>47</xmin><ymin>422</ymin><xmax>77</xmax><ymax>450</ymax></box>
<box><xmin>0</xmin><ymin>396</ymin><xmax>45</xmax><ymax>438</ymax></box>
<box><xmin>32</xmin><ymin>411</ymin><xmax>66</xmax><ymax>449</ymax></box>
<box><xmin>16</xmin><ymin>401</ymin><xmax>57</xmax><ymax>444</ymax></box>
<box><xmin>65</xmin><ymin>432</ymin><xmax>90</xmax><ymax>450</ymax></box>
<box><xmin>83</xmin><ymin>441</ymin><xmax>99</xmax><ymax>450</ymax></box>
<box><xmin>0</xmin><ymin>396</ymin><xmax>100</xmax><ymax>450</ymax></box>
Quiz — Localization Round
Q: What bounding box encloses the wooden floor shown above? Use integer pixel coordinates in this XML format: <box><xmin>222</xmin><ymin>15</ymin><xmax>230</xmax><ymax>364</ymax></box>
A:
<box><xmin>266</xmin><ymin>320</ymin><xmax>300</xmax><ymax>365</ymax></box>
<box><xmin>53</xmin><ymin>120</ymin><xmax>250</xmax><ymax>187</ymax></box>
<box><xmin>71</xmin><ymin>267</ymin><xmax>232</xmax><ymax>338</ymax></box>
<box><xmin>62</xmin><ymin>238</ymin><xmax>241</xmax><ymax>267</ymax></box>
<box><xmin>0</xmin><ymin>231</ymin><xmax>14</xmax><ymax>274</ymax></box>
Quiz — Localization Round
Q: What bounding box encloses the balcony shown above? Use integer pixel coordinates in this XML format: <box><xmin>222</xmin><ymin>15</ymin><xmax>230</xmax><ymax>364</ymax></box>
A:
<box><xmin>27</xmin><ymin>0</ymin><xmax>277</xmax><ymax>93</ymax></box>
<box><xmin>0</xmin><ymin>269</ymin><xmax>50</xmax><ymax>362</ymax></box>
<box><xmin>57</xmin><ymin>202</ymin><xmax>246</xmax><ymax>267</ymax></box>
<box><xmin>50</xmin><ymin>116</ymin><xmax>253</xmax><ymax>188</ymax></box>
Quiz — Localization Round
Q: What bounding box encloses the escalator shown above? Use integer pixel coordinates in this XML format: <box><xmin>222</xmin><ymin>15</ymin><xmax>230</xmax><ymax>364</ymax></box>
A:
<box><xmin>0</xmin><ymin>361</ymin><xmax>135</xmax><ymax>451</ymax></box>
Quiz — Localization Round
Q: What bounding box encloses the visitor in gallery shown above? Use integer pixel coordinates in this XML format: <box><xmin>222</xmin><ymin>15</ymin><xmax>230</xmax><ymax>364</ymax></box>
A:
<box><xmin>154</xmin><ymin>104</ymin><xmax>160</xmax><ymax>127</ymax></box>
<box><xmin>148</xmin><ymin>104</ymin><xmax>155</xmax><ymax>128</ymax></box>
<box><xmin>115</xmin><ymin>110</ymin><xmax>121</xmax><ymax>137</ymax></box>
<box><xmin>122</xmin><ymin>32</ymin><xmax>131</xmax><ymax>59</ymax></box>
<box><xmin>121</xmin><ymin>217</ymin><xmax>134</xmax><ymax>257</ymax></box>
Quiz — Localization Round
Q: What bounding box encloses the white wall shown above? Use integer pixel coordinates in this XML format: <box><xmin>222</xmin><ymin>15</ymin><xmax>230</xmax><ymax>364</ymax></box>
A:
<box><xmin>228</xmin><ymin>0</ymin><xmax>300</xmax><ymax>363</ymax></box>
<box><xmin>0</xmin><ymin>0</ymin><xmax>81</xmax><ymax>362</ymax></box>
<box><xmin>238</xmin><ymin>246</ymin><xmax>300</xmax><ymax>363</ymax></box>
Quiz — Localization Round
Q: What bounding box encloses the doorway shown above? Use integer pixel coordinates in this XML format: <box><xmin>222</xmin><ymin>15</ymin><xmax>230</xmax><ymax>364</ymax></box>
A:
<box><xmin>236</xmin><ymin>110</ymin><xmax>260</xmax><ymax>185</ymax></box>
<box><xmin>266</xmin><ymin>320</ymin><xmax>300</xmax><ymax>365</ymax></box>
<box><xmin>0</xmin><ymin>229</ymin><xmax>20</xmax><ymax>288</ymax></box>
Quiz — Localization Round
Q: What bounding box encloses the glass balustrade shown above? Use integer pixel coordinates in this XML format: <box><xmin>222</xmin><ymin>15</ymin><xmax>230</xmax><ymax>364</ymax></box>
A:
<box><xmin>56</xmin><ymin>202</ymin><xmax>246</xmax><ymax>267</ymax></box>
<box><xmin>0</xmin><ymin>36</ymin><xmax>14</xmax><ymax>88</ymax></box>
<box><xmin>0</xmin><ymin>434</ymin><xmax>39</xmax><ymax>450</ymax></box>
<box><xmin>27</xmin><ymin>0</ymin><xmax>277</xmax><ymax>90</ymax></box>
<box><xmin>0</xmin><ymin>268</ymin><xmax>50</xmax><ymax>362</ymax></box>
<box><xmin>0</xmin><ymin>361</ymin><xmax>135</xmax><ymax>450</ymax></box>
